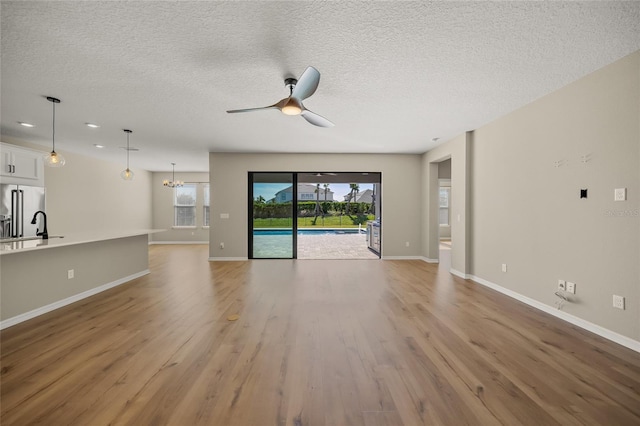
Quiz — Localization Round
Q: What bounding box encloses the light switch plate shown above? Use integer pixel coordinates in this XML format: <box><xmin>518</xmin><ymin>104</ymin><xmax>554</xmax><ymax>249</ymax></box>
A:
<box><xmin>220</xmin><ymin>213</ymin><xmax>230</xmax><ymax>219</ymax></box>
<box><xmin>614</xmin><ymin>188</ymin><xmax>626</xmax><ymax>201</ymax></box>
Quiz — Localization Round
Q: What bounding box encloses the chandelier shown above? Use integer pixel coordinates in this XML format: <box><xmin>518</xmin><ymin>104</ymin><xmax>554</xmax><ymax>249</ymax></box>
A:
<box><xmin>163</xmin><ymin>163</ymin><xmax>183</xmax><ymax>188</ymax></box>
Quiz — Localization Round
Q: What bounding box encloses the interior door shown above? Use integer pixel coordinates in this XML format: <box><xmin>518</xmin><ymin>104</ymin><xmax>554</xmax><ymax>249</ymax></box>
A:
<box><xmin>249</xmin><ymin>172</ymin><xmax>297</xmax><ymax>259</ymax></box>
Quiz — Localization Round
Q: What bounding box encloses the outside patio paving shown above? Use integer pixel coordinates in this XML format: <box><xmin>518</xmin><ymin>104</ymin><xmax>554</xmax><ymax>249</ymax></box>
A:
<box><xmin>252</xmin><ymin>232</ymin><xmax>379</xmax><ymax>259</ymax></box>
<box><xmin>298</xmin><ymin>232</ymin><xmax>379</xmax><ymax>259</ymax></box>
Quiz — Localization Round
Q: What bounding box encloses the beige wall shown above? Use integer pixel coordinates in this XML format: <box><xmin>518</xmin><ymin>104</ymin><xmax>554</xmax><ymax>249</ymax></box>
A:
<box><xmin>150</xmin><ymin>172</ymin><xmax>209</xmax><ymax>242</ymax></box>
<box><xmin>209</xmin><ymin>153</ymin><xmax>422</xmax><ymax>259</ymax></box>
<box><xmin>471</xmin><ymin>51</ymin><xmax>639</xmax><ymax>341</ymax></box>
<box><xmin>427</xmin><ymin>51</ymin><xmax>639</xmax><ymax>342</ymax></box>
<box><xmin>0</xmin><ymin>137</ymin><xmax>152</xmax><ymax>235</ymax></box>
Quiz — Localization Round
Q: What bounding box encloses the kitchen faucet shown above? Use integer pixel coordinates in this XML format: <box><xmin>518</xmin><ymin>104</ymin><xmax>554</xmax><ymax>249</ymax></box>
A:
<box><xmin>30</xmin><ymin>211</ymin><xmax>48</xmax><ymax>240</ymax></box>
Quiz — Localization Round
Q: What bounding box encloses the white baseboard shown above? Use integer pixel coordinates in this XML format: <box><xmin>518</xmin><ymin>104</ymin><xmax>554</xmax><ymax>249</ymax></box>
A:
<box><xmin>470</xmin><ymin>274</ymin><xmax>640</xmax><ymax>353</ymax></box>
<box><xmin>149</xmin><ymin>241</ymin><xmax>209</xmax><ymax>245</ymax></box>
<box><xmin>382</xmin><ymin>256</ymin><xmax>427</xmax><ymax>261</ymax></box>
<box><xmin>0</xmin><ymin>269</ymin><xmax>150</xmax><ymax>330</ymax></box>
<box><xmin>421</xmin><ymin>257</ymin><xmax>439</xmax><ymax>263</ymax></box>
<box><xmin>208</xmin><ymin>257</ymin><xmax>248</xmax><ymax>261</ymax></box>
<box><xmin>450</xmin><ymin>268</ymin><xmax>471</xmax><ymax>279</ymax></box>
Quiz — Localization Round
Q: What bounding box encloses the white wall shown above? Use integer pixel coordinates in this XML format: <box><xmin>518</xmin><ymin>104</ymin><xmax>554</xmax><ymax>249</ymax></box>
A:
<box><xmin>0</xmin><ymin>137</ymin><xmax>152</xmax><ymax>235</ymax></box>
<box><xmin>209</xmin><ymin>153</ymin><xmax>422</xmax><ymax>259</ymax></box>
<box><xmin>151</xmin><ymin>172</ymin><xmax>209</xmax><ymax>243</ymax></box>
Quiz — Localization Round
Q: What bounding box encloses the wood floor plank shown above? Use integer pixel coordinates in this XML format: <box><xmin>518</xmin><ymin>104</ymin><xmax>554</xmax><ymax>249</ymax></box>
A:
<box><xmin>1</xmin><ymin>245</ymin><xmax>639</xmax><ymax>425</ymax></box>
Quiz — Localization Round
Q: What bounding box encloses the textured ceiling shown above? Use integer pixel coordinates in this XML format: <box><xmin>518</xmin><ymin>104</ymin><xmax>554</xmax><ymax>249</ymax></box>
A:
<box><xmin>1</xmin><ymin>1</ymin><xmax>639</xmax><ymax>172</ymax></box>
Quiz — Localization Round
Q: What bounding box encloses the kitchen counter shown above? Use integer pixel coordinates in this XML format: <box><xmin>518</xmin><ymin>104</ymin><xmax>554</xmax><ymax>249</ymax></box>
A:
<box><xmin>1</xmin><ymin>229</ymin><xmax>165</xmax><ymax>328</ymax></box>
<box><xmin>0</xmin><ymin>229</ymin><xmax>164</xmax><ymax>255</ymax></box>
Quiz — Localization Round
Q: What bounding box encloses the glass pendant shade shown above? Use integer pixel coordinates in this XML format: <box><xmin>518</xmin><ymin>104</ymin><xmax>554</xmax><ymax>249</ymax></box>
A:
<box><xmin>45</xmin><ymin>97</ymin><xmax>65</xmax><ymax>167</ymax></box>
<box><xmin>44</xmin><ymin>150</ymin><xmax>65</xmax><ymax>167</ymax></box>
<box><xmin>121</xmin><ymin>168</ymin><xmax>134</xmax><ymax>180</ymax></box>
<box><xmin>121</xmin><ymin>129</ymin><xmax>134</xmax><ymax>181</ymax></box>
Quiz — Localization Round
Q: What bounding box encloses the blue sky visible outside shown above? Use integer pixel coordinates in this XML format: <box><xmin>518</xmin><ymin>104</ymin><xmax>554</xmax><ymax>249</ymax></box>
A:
<box><xmin>254</xmin><ymin>183</ymin><xmax>373</xmax><ymax>202</ymax></box>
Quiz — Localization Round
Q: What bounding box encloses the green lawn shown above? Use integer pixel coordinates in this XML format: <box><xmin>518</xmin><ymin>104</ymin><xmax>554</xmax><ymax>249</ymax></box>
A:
<box><xmin>254</xmin><ymin>214</ymin><xmax>374</xmax><ymax>228</ymax></box>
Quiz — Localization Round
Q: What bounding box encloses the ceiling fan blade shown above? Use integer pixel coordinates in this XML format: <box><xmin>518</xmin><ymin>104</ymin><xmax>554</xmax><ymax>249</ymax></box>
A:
<box><xmin>227</xmin><ymin>98</ymin><xmax>287</xmax><ymax>114</ymax></box>
<box><xmin>291</xmin><ymin>66</ymin><xmax>320</xmax><ymax>100</ymax></box>
<box><xmin>301</xmin><ymin>109</ymin><xmax>334</xmax><ymax>128</ymax></box>
<box><xmin>226</xmin><ymin>105</ymin><xmax>279</xmax><ymax>113</ymax></box>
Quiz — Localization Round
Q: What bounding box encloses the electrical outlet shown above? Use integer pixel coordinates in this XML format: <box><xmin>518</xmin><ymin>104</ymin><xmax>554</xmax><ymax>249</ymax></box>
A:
<box><xmin>405</xmin><ymin>241</ymin><xmax>410</xmax><ymax>247</ymax></box>
<box><xmin>566</xmin><ymin>281</ymin><xmax>576</xmax><ymax>294</ymax></box>
<box><xmin>68</xmin><ymin>269</ymin><xmax>74</xmax><ymax>279</ymax></box>
<box><xmin>613</xmin><ymin>295</ymin><xmax>625</xmax><ymax>310</ymax></box>
<box><xmin>558</xmin><ymin>280</ymin><xmax>566</xmax><ymax>291</ymax></box>
<box><xmin>501</xmin><ymin>264</ymin><xmax>507</xmax><ymax>273</ymax></box>
<box><xmin>220</xmin><ymin>242</ymin><xmax>224</xmax><ymax>249</ymax></box>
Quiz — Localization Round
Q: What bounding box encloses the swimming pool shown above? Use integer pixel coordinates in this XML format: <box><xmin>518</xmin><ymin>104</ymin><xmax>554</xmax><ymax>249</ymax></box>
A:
<box><xmin>254</xmin><ymin>228</ymin><xmax>365</xmax><ymax>236</ymax></box>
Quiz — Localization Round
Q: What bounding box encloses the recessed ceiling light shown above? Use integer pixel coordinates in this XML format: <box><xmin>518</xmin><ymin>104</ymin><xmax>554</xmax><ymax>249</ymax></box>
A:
<box><xmin>432</xmin><ymin>137</ymin><xmax>440</xmax><ymax>142</ymax></box>
<box><xmin>93</xmin><ymin>144</ymin><xmax>105</xmax><ymax>149</ymax></box>
<box><xmin>18</xmin><ymin>121</ymin><xmax>35</xmax><ymax>127</ymax></box>
<box><xmin>86</xmin><ymin>123</ymin><xmax>100</xmax><ymax>128</ymax></box>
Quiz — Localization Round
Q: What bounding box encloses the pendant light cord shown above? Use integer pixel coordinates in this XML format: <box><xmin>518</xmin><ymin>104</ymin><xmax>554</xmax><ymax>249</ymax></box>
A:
<box><xmin>52</xmin><ymin>101</ymin><xmax>56</xmax><ymax>152</ymax></box>
<box><xmin>126</xmin><ymin>132</ymin><xmax>130</xmax><ymax>169</ymax></box>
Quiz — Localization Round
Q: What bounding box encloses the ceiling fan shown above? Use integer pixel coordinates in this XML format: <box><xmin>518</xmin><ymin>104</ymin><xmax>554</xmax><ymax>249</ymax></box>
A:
<box><xmin>226</xmin><ymin>66</ymin><xmax>334</xmax><ymax>128</ymax></box>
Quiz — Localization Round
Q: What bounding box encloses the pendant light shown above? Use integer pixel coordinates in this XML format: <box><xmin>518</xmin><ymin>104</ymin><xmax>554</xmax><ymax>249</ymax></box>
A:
<box><xmin>44</xmin><ymin>97</ymin><xmax>65</xmax><ymax>167</ymax></box>
<box><xmin>163</xmin><ymin>163</ymin><xmax>184</xmax><ymax>188</ymax></box>
<box><xmin>121</xmin><ymin>129</ymin><xmax>134</xmax><ymax>180</ymax></box>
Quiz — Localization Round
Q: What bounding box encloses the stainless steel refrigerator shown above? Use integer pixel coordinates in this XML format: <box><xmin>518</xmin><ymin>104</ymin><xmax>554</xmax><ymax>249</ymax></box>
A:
<box><xmin>0</xmin><ymin>184</ymin><xmax>46</xmax><ymax>239</ymax></box>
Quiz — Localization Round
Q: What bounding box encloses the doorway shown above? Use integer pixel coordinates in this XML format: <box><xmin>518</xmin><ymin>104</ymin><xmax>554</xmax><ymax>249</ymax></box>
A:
<box><xmin>248</xmin><ymin>172</ymin><xmax>381</xmax><ymax>259</ymax></box>
<box><xmin>436</xmin><ymin>159</ymin><xmax>452</xmax><ymax>269</ymax></box>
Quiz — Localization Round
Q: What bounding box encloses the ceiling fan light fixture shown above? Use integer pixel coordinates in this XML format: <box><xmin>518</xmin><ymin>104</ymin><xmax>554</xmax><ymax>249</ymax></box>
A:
<box><xmin>281</xmin><ymin>98</ymin><xmax>302</xmax><ymax>116</ymax></box>
<box><xmin>44</xmin><ymin>96</ymin><xmax>66</xmax><ymax>167</ymax></box>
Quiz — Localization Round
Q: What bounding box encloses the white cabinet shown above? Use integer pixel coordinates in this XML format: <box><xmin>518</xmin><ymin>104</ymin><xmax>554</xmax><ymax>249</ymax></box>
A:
<box><xmin>0</xmin><ymin>143</ymin><xmax>45</xmax><ymax>186</ymax></box>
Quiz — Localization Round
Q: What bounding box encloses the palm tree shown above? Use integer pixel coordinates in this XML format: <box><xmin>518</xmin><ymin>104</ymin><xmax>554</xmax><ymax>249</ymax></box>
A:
<box><xmin>348</xmin><ymin>183</ymin><xmax>359</xmax><ymax>215</ymax></box>
<box><xmin>370</xmin><ymin>186</ymin><xmax>376</xmax><ymax>216</ymax></box>
<box><xmin>322</xmin><ymin>183</ymin><xmax>330</xmax><ymax>215</ymax></box>
<box><xmin>314</xmin><ymin>184</ymin><xmax>321</xmax><ymax>218</ymax></box>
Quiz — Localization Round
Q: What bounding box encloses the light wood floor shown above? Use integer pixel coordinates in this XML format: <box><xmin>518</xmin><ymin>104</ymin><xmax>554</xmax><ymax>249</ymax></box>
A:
<box><xmin>1</xmin><ymin>245</ymin><xmax>639</xmax><ymax>425</ymax></box>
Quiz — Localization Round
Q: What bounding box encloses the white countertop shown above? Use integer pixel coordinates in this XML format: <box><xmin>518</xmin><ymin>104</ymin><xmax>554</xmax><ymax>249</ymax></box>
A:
<box><xmin>0</xmin><ymin>229</ymin><xmax>165</xmax><ymax>255</ymax></box>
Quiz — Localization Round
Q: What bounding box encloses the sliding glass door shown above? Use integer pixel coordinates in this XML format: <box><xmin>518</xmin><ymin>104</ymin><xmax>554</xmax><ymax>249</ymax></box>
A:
<box><xmin>249</xmin><ymin>172</ymin><xmax>297</xmax><ymax>259</ymax></box>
